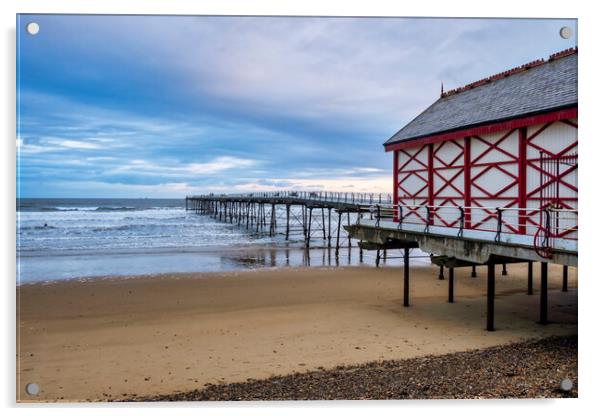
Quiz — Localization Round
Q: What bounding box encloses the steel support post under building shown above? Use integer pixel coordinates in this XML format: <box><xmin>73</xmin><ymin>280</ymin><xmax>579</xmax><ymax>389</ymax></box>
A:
<box><xmin>502</xmin><ymin>263</ymin><xmax>508</xmax><ymax>276</ymax></box>
<box><xmin>403</xmin><ymin>247</ymin><xmax>410</xmax><ymax>307</ymax></box>
<box><xmin>539</xmin><ymin>262</ymin><xmax>548</xmax><ymax>325</ymax></box>
<box><xmin>448</xmin><ymin>267</ymin><xmax>454</xmax><ymax>303</ymax></box>
<box><xmin>487</xmin><ymin>263</ymin><xmax>495</xmax><ymax>331</ymax></box>
<box><xmin>527</xmin><ymin>261</ymin><xmax>533</xmax><ymax>295</ymax></box>
<box><xmin>562</xmin><ymin>265</ymin><xmax>568</xmax><ymax>292</ymax></box>
<box><xmin>438</xmin><ymin>264</ymin><xmax>444</xmax><ymax>280</ymax></box>
<box><xmin>471</xmin><ymin>265</ymin><xmax>477</xmax><ymax>278</ymax></box>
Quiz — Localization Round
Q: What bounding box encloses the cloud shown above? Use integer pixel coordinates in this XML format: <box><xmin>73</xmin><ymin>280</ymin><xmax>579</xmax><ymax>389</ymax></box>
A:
<box><xmin>104</xmin><ymin>156</ymin><xmax>260</xmax><ymax>179</ymax></box>
<box><xmin>185</xmin><ymin>156</ymin><xmax>258</xmax><ymax>174</ymax></box>
<box><xmin>22</xmin><ymin>180</ymin><xmax>196</xmax><ymax>198</ymax></box>
<box><xmin>17</xmin><ymin>16</ymin><xmax>577</xmax><ymax>197</ymax></box>
<box><xmin>190</xmin><ymin>174</ymin><xmax>392</xmax><ymax>194</ymax></box>
<box><xmin>86</xmin><ymin>156</ymin><xmax>116</xmax><ymax>161</ymax></box>
<box><xmin>44</xmin><ymin>138</ymin><xmax>101</xmax><ymax>150</ymax></box>
<box><xmin>23</xmin><ymin>16</ymin><xmax>577</xmax><ymax>134</ymax></box>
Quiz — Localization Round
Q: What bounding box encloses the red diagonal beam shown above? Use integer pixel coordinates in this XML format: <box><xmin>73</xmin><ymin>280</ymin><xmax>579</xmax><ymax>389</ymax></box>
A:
<box><xmin>433</xmin><ymin>140</ymin><xmax>464</xmax><ymax>168</ymax></box>
<box><xmin>526</xmin><ymin>122</ymin><xmax>552</xmax><ymax>143</ymax></box>
<box><xmin>398</xmin><ymin>183</ymin><xmax>428</xmax><ymax>199</ymax></box>
<box><xmin>433</xmin><ymin>167</ymin><xmax>464</xmax><ymax>197</ymax></box>
<box><xmin>398</xmin><ymin>145</ymin><xmax>428</xmax><ymax>171</ymax></box>
<box><xmin>471</xmin><ymin>129</ymin><xmax>518</xmax><ymax>164</ymax></box>
<box><xmin>399</xmin><ymin>171</ymin><xmax>428</xmax><ymax>186</ymax></box>
<box><xmin>526</xmin><ymin>163</ymin><xmax>578</xmax><ymax>195</ymax></box>
<box><xmin>528</xmin><ymin>139</ymin><xmax>578</xmax><ymax>158</ymax></box>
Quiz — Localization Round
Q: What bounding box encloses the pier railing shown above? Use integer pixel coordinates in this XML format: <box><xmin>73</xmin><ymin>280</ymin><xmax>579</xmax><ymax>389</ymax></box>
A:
<box><xmin>187</xmin><ymin>191</ymin><xmax>393</xmax><ymax>205</ymax></box>
<box><xmin>361</xmin><ymin>203</ymin><xmax>577</xmax><ymax>258</ymax></box>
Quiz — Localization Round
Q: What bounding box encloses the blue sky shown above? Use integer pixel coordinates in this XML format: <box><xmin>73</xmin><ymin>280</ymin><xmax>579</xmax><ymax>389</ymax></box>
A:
<box><xmin>17</xmin><ymin>15</ymin><xmax>577</xmax><ymax>198</ymax></box>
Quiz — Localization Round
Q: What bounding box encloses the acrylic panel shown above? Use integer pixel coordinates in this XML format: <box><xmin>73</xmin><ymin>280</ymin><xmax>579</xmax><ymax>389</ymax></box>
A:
<box><xmin>16</xmin><ymin>14</ymin><xmax>578</xmax><ymax>402</ymax></box>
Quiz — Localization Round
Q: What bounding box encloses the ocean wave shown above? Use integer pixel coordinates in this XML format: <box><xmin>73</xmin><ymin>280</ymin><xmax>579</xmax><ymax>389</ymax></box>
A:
<box><xmin>94</xmin><ymin>206</ymin><xmax>138</xmax><ymax>212</ymax></box>
<box><xmin>22</xmin><ymin>206</ymin><xmax>141</xmax><ymax>212</ymax></box>
<box><xmin>18</xmin><ymin>225</ymin><xmax>58</xmax><ymax>231</ymax></box>
<box><xmin>90</xmin><ymin>224</ymin><xmax>139</xmax><ymax>232</ymax></box>
<box><xmin>19</xmin><ymin>206</ymin><xmax>184</xmax><ymax>212</ymax></box>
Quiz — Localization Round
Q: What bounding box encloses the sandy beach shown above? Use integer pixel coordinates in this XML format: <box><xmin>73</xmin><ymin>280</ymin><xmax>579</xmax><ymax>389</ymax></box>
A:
<box><xmin>17</xmin><ymin>263</ymin><xmax>577</xmax><ymax>402</ymax></box>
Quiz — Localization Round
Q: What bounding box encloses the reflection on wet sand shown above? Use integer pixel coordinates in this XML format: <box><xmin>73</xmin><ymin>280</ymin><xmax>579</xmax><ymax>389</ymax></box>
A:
<box><xmin>219</xmin><ymin>245</ymin><xmax>430</xmax><ymax>270</ymax></box>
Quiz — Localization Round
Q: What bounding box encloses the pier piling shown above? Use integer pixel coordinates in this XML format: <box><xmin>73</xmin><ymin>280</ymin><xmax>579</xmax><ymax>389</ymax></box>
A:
<box><xmin>539</xmin><ymin>262</ymin><xmax>548</xmax><ymax>325</ymax></box>
<box><xmin>335</xmin><ymin>211</ymin><xmax>342</xmax><ymax>257</ymax></box>
<box><xmin>306</xmin><ymin>208</ymin><xmax>313</xmax><ymax>248</ymax></box>
<box><xmin>285</xmin><ymin>204</ymin><xmax>290</xmax><ymax>240</ymax></box>
<box><xmin>403</xmin><ymin>247</ymin><xmax>410</xmax><ymax>307</ymax></box>
<box><xmin>448</xmin><ymin>267</ymin><xmax>454</xmax><ymax>303</ymax></box>
<box><xmin>487</xmin><ymin>263</ymin><xmax>495</xmax><ymax>331</ymax></box>
<box><xmin>527</xmin><ymin>261</ymin><xmax>533</xmax><ymax>295</ymax></box>
<box><xmin>327</xmin><ymin>208</ymin><xmax>332</xmax><ymax>248</ymax></box>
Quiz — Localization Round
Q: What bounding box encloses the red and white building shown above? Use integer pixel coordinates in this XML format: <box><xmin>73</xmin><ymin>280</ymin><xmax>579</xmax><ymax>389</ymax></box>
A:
<box><xmin>384</xmin><ymin>48</ymin><xmax>577</xmax><ymax>258</ymax></box>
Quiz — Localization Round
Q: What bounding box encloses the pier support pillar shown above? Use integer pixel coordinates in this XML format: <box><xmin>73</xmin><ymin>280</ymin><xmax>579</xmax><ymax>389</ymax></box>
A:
<box><xmin>306</xmin><ymin>208</ymin><xmax>313</xmax><ymax>248</ymax></box>
<box><xmin>471</xmin><ymin>265</ymin><xmax>477</xmax><ymax>278</ymax></box>
<box><xmin>403</xmin><ymin>247</ymin><xmax>410</xmax><ymax>307</ymax></box>
<box><xmin>438</xmin><ymin>265</ymin><xmax>444</xmax><ymax>280</ymax></box>
<box><xmin>335</xmin><ymin>211</ymin><xmax>342</xmax><ymax>257</ymax></box>
<box><xmin>270</xmin><ymin>203</ymin><xmax>276</xmax><ymax>236</ymax></box>
<box><xmin>502</xmin><ymin>263</ymin><xmax>508</xmax><ymax>276</ymax></box>
<box><xmin>562</xmin><ymin>265</ymin><xmax>568</xmax><ymax>292</ymax></box>
<box><xmin>347</xmin><ymin>212</ymin><xmax>352</xmax><ymax>249</ymax></box>
<box><xmin>539</xmin><ymin>262</ymin><xmax>548</xmax><ymax>325</ymax></box>
<box><xmin>285</xmin><ymin>204</ymin><xmax>290</xmax><ymax>240</ymax></box>
<box><xmin>448</xmin><ymin>267</ymin><xmax>454</xmax><ymax>303</ymax></box>
<box><xmin>487</xmin><ymin>263</ymin><xmax>495</xmax><ymax>331</ymax></box>
<box><xmin>256</xmin><ymin>203</ymin><xmax>261</xmax><ymax>232</ymax></box>
<box><xmin>327</xmin><ymin>208</ymin><xmax>332</xmax><ymax>248</ymax></box>
<box><xmin>527</xmin><ymin>261</ymin><xmax>533</xmax><ymax>295</ymax></box>
<box><xmin>375</xmin><ymin>249</ymin><xmax>380</xmax><ymax>268</ymax></box>
<box><xmin>321</xmin><ymin>208</ymin><xmax>327</xmax><ymax>241</ymax></box>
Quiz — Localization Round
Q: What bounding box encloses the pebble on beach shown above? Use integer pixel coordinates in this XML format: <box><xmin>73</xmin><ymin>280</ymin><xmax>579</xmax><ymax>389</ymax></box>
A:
<box><xmin>131</xmin><ymin>335</ymin><xmax>577</xmax><ymax>401</ymax></box>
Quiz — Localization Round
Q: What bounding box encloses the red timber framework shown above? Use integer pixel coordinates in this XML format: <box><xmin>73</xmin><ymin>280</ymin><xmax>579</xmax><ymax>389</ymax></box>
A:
<box><xmin>390</xmin><ymin>108</ymin><xmax>578</xmax><ymax>251</ymax></box>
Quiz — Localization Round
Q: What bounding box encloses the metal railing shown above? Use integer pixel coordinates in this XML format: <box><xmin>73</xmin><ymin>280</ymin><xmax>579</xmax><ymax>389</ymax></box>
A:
<box><xmin>188</xmin><ymin>191</ymin><xmax>393</xmax><ymax>205</ymax></box>
<box><xmin>356</xmin><ymin>203</ymin><xmax>578</xmax><ymax>258</ymax></box>
<box><xmin>187</xmin><ymin>192</ymin><xmax>577</xmax><ymax>258</ymax></box>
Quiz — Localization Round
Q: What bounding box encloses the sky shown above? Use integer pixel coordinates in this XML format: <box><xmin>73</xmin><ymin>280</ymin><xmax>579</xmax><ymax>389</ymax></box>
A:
<box><xmin>16</xmin><ymin>15</ymin><xmax>577</xmax><ymax>198</ymax></box>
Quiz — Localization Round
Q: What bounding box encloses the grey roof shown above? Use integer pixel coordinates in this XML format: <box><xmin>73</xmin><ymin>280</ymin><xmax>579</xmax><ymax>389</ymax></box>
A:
<box><xmin>385</xmin><ymin>52</ymin><xmax>577</xmax><ymax>146</ymax></box>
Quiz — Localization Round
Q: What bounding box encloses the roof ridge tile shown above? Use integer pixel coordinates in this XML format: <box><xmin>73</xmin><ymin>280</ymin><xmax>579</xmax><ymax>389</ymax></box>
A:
<box><xmin>441</xmin><ymin>48</ymin><xmax>577</xmax><ymax>98</ymax></box>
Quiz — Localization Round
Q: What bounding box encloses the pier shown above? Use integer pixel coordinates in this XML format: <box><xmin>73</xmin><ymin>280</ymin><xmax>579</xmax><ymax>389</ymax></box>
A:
<box><xmin>186</xmin><ymin>191</ymin><xmax>392</xmax><ymax>256</ymax></box>
<box><xmin>187</xmin><ymin>191</ymin><xmax>577</xmax><ymax>332</ymax></box>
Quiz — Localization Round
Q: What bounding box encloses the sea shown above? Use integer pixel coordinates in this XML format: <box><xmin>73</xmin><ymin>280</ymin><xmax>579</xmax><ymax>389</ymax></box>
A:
<box><xmin>16</xmin><ymin>198</ymin><xmax>427</xmax><ymax>284</ymax></box>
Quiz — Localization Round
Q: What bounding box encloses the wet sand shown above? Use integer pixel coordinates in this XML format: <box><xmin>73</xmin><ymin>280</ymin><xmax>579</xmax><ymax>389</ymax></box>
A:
<box><xmin>17</xmin><ymin>263</ymin><xmax>577</xmax><ymax>402</ymax></box>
